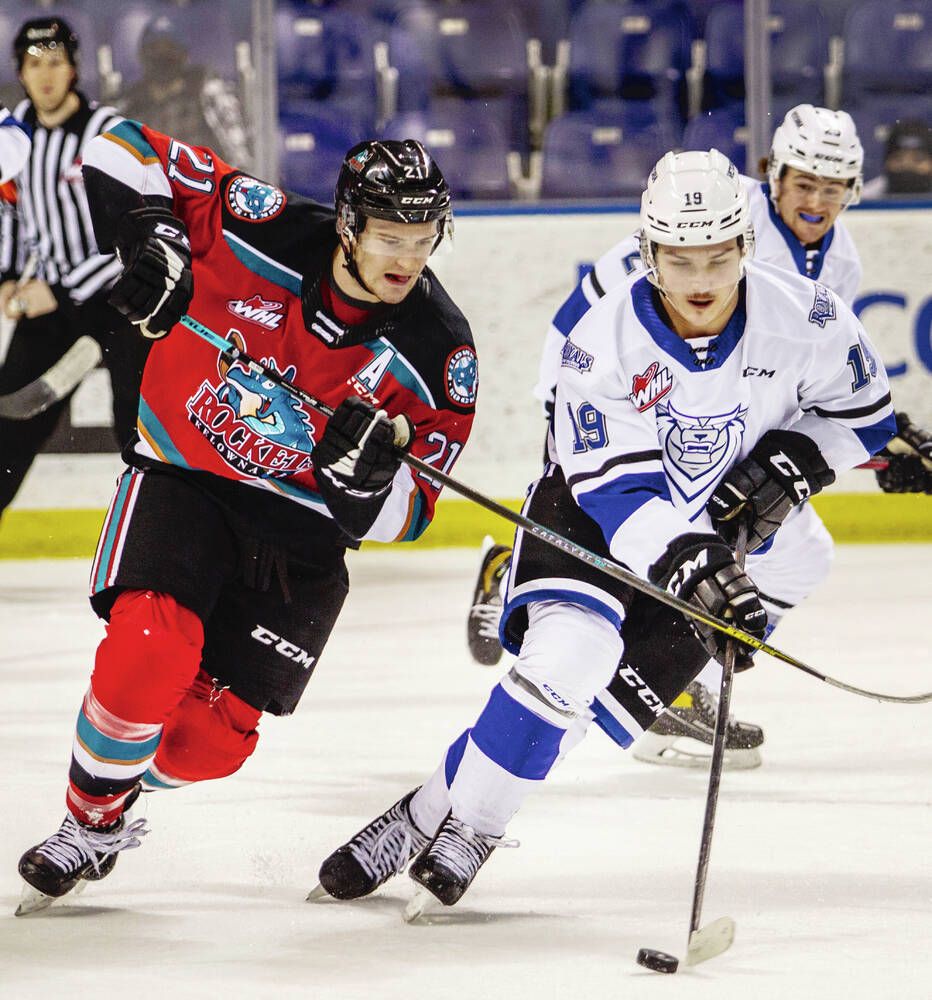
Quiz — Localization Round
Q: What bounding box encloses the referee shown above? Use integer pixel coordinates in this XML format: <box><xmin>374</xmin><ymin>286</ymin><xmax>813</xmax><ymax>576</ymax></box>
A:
<box><xmin>0</xmin><ymin>17</ymin><xmax>149</xmax><ymax>517</ymax></box>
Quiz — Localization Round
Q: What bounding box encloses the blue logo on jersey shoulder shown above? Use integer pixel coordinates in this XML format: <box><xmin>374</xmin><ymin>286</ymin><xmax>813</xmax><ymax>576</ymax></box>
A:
<box><xmin>808</xmin><ymin>283</ymin><xmax>836</xmax><ymax>327</ymax></box>
<box><xmin>445</xmin><ymin>346</ymin><xmax>477</xmax><ymax>406</ymax></box>
<box><xmin>561</xmin><ymin>338</ymin><xmax>594</xmax><ymax>372</ymax></box>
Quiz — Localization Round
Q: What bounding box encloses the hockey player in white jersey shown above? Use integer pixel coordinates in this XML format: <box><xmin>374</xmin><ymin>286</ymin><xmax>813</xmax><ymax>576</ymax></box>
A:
<box><xmin>468</xmin><ymin>104</ymin><xmax>924</xmax><ymax>767</ymax></box>
<box><xmin>313</xmin><ymin>150</ymin><xmax>896</xmax><ymax>910</ymax></box>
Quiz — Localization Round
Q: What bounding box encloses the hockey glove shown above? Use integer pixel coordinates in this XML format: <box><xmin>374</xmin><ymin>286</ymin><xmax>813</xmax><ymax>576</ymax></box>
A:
<box><xmin>648</xmin><ymin>532</ymin><xmax>768</xmax><ymax>667</ymax></box>
<box><xmin>707</xmin><ymin>429</ymin><xmax>835</xmax><ymax>552</ymax></box>
<box><xmin>876</xmin><ymin>412</ymin><xmax>932</xmax><ymax>494</ymax></box>
<box><xmin>313</xmin><ymin>396</ymin><xmax>413</xmax><ymax>497</ymax></box>
<box><xmin>110</xmin><ymin>206</ymin><xmax>193</xmax><ymax>339</ymax></box>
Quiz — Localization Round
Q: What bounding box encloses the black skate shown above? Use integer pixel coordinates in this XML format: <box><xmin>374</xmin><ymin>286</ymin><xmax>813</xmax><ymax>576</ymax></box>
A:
<box><xmin>309</xmin><ymin>789</ymin><xmax>430</xmax><ymax>902</ymax></box>
<box><xmin>467</xmin><ymin>535</ymin><xmax>511</xmax><ymax>666</ymax></box>
<box><xmin>633</xmin><ymin>680</ymin><xmax>764</xmax><ymax>770</ymax></box>
<box><xmin>404</xmin><ymin>813</ymin><xmax>517</xmax><ymax>921</ymax></box>
<box><xmin>17</xmin><ymin>805</ymin><xmax>149</xmax><ymax>916</ymax></box>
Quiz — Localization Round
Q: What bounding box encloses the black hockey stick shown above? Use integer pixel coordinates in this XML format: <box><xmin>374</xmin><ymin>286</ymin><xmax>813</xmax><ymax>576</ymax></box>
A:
<box><xmin>636</xmin><ymin>521</ymin><xmax>749</xmax><ymax>975</ymax></box>
<box><xmin>0</xmin><ymin>335</ymin><xmax>102</xmax><ymax>420</ymax></box>
<box><xmin>180</xmin><ymin>314</ymin><xmax>932</xmax><ymax>705</ymax></box>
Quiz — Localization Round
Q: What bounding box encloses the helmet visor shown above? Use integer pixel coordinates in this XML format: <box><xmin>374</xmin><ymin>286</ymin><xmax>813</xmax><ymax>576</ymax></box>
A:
<box><xmin>356</xmin><ymin>225</ymin><xmax>445</xmax><ymax>260</ymax></box>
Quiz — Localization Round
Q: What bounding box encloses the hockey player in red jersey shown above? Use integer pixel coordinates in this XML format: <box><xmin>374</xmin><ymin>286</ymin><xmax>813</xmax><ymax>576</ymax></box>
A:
<box><xmin>15</xmin><ymin>127</ymin><xmax>477</xmax><ymax>914</ymax></box>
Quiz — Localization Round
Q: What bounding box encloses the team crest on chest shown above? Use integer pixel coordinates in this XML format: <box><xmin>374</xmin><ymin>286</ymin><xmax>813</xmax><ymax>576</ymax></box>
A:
<box><xmin>629</xmin><ymin>361</ymin><xmax>673</xmax><ymax>411</ymax></box>
<box><xmin>445</xmin><ymin>346</ymin><xmax>478</xmax><ymax>406</ymax></box>
<box><xmin>186</xmin><ymin>329</ymin><xmax>316</xmax><ymax>477</ymax></box>
<box><xmin>656</xmin><ymin>400</ymin><xmax>748</xmax><ymax>504</ymax></box>
<box><xmin>227</xmin><ymin>175</ymin><xmax>286</xmax><ymax>222</ymax></box>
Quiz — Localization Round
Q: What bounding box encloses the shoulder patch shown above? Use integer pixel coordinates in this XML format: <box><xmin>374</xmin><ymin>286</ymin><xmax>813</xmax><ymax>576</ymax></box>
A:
<box><xmin>808</xmin><ymin>283</ymin><xmax>836</xmax><ymax>328</ymax></box>
<box><xmin>227</xmin><ymin>175</ymin><xmax>286</xmax><ymax>222</ymax></box>
<box><xmin>561</xmin><ymin>338</ymin><xmax>594</xmax><ymax>372</ymax></box>
<box><xmin>444</xmin><ymin>346</ymin><xmax>477</xmax><ymax>407</ymax></box>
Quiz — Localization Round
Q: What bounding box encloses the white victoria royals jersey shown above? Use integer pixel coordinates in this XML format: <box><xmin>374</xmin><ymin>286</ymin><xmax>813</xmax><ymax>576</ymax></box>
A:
<box><xmin>554</xmin><ymin>261</ymin><xmax>894</xmax><ymax>580</ymax></box>
<box><xmin>536</xmin><ymin>177</ymin><xmax>862</xmax><ymax>403</ymax></box>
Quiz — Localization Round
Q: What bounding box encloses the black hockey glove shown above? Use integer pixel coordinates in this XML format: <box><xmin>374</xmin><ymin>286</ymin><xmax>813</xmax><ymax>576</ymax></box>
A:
<box><xmin>876</xmin><ymin>412</ymin><xmax>932</xmax><ymax>494</ymax></box>
<box><xmin>648</xmin><ymin>532</ymin><xmax>768</xmax><ymax>667</ymax></box>
<box><xmin>110</xmin><ymin>206</ymin><xmax>193</xmax><ymax>339</ymax></box>
<box><xmin>313</xmin><ymin>396</ymin><xmax>413</xmax><ymax>497</ymax></box>
<box><xmin>707</xmin><ymin>429</ymin><xmax>835</xmax><ymax>552</ymax></box>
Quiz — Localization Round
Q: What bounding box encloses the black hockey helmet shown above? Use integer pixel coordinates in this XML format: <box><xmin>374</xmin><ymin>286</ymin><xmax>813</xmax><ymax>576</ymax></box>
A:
<box><xmin>335</xmin><ymin>139</ymin><xmax>452</xmax><ymax>241</ymax></box>
<box><xmin>14</xmin><ymin>17</ymin><xmax>79</xmax><ymax>70</ymax></box>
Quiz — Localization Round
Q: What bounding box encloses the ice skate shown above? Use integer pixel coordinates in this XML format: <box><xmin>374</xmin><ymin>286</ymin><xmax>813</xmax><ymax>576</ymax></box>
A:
<box><xmin>466</xmin><ymin>536</ymin><xmax>511</xmax><ymax>666</ymax></box>
<box><xmin>16</xmin><ymin>804</ymin><xmax>149</xmax><ymax>916</ymax></box>
<box><xmin>404</xmin><ymin>813</ymin><xmax>517</xmax><ymax>920</ymax></box>
<box><xmin>632</xmin><ymin>681</ymin><xmax>764</xmax><ymax>770</ymax></box>
<box><xmin>310</xmin><ymin>789</ymin><xmax>430</xmax><ymax>901</ymax></box>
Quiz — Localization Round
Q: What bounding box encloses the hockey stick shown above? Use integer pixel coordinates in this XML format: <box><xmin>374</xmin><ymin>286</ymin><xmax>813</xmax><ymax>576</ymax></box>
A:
<box><xmin>0</xmin><ymin>335</ymin><xmax>102</xmax><ymax>420</ymax></box>
<box><xmin>636</xmin><ymin>521</ymin><xmax>748</xmax><ymax>975</ymax></box>
<box><xmin>180</xmin><ymin>314</ymin><xmax>932</xmax><ymax>705</ymax></box>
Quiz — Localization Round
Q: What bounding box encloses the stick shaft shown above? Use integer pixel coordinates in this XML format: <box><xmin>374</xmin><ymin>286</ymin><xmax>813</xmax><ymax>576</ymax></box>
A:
<box><xmin>179</xmin><ymin>315</ymin><xmax>932</xmax><ymax>705</ymax></box>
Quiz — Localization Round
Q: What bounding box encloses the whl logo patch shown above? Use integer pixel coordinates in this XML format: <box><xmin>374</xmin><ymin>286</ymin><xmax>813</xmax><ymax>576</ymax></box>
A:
<box><xmin>629</xmin><ymin>361</ymin><xmax>673</xmax><ymax>411</ymax></box>
<box><xmin>227</xmin><ymin>294</ymin><xmax>284</xmax><ymax>330</ymax></box>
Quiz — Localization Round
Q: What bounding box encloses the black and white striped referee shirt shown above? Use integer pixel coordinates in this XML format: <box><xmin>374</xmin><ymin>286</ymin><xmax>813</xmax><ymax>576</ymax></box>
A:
<box><xmin>1</xmin><ymin>92</ymin><xmax>123</xmax><ymax>307</ymax></box>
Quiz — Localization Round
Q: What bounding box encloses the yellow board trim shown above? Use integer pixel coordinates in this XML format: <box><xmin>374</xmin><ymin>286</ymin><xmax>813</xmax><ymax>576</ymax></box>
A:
<box><xmin>0</xmin><ymin>494</ymin><xmax>929</xmax><ymax>560</ymax></box>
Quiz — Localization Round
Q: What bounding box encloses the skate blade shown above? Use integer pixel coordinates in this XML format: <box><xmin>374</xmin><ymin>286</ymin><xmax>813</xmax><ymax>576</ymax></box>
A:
<box><xmin>685</xmin><ymin>916</ymin><xmax>735</xmax><ymax>966</ymax></box>
<box><xmin>306</xmin><ymin>883</ymin><xmax>330</xmax><ymax>902</ymax></box>
<box><xmin>403</xmin><ymin>887</ymin><xmax>439</xmax><ymax>924</ymax></box>
<box><xmin>15</xmin><ymin>882</ymin><xmax>57</xmax><ymax>916</ymax></box>
<box><xmin>633</xmin><ymin>734</ymin><xmax>762</xmax><ymax>771</ymax></box>
<box><xmin>15</xmin><ymin>874</ymin><xmax>91</xmax><ymax>916</ymax></box>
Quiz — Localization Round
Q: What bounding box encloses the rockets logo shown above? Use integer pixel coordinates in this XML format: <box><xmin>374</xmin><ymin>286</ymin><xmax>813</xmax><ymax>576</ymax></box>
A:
<box><xmin>227</xmin><ymin>294</ymin><xmax>285</xmax><ymax>330</ymax></box>
<box><xmin>227</xmin><ymin>175</ymin><xmax>286</xmax><ymax>222</ymax></box>
<box><xmin>445</xmin><ymin>346</ymin><xmax>478</xmax><ymax>407</ymax></box>
<box><xmin>186</xmin><ymin>330</ymin><xmax>316</xmax><ymax>478</ymax></box>
<box><xmin>629</xmin><ymin>362</ymin><xmax>673</xmax><ymax>411</ymax></box>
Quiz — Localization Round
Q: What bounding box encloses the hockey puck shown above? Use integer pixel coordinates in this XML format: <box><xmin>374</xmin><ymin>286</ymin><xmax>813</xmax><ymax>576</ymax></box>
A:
<box><xmin>636</xmin><ymin>948</ymin><xmax>679</xmax><ymax>974</ymax></box>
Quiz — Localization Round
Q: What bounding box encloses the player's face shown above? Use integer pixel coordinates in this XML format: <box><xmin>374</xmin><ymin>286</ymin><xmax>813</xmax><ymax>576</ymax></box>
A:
<box><xmin>655</xmin><ymin>240</ymin><xmax>743</xmax><ymax>337</ymax></box>
<box><xmin>352</xmin><ymin>218</ymin><xmax>439</xmax><ymax>305</ymax></box>
<box><xmin>775</xmin><ymin>167</ymin><xmax>851</xmax><ymax>244</ymax></box>
<box><xmin>19</xmin><ymin>47</ymin><xmax>76</xmax><ymax>114</ymax></box>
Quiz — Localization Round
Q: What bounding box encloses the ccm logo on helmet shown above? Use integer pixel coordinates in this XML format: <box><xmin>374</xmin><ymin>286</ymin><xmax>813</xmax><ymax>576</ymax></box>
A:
<box><xmin>399</xmin><ymin>196</ymin><xmax>435</xmax><ymax>205</ymax></box>
<box><xmin>676</xmin><ymin>220</ymin><xmax>714</xmax><ymax>228</ymax></box>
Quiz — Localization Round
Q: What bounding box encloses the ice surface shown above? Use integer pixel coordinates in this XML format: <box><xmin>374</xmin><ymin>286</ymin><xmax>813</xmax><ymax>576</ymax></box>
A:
<box><xmin>0</xmin><ymin>546</ymin><xmax>929</xmax><ymax>999</ymax></box>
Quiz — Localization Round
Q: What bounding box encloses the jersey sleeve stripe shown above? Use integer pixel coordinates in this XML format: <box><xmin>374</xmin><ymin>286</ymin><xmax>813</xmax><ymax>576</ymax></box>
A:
<box><xmin>222</xmin><ymin>229</ymin><xmax>303</xmax><ymax>295</ymax></box>
<box><xmin>577</xmin><ymin>471</ymin><xmax>670</xmax><ymax>544</ymax></box>
<box><xmin>804</xmin><ymin>391</ymin><xmax>892</xmax><ymax>420</ymax></box>
<box><xmin>589</xmin><ymin>266</ymin><xmax>606</xmax><ymax>298</ymax></box>
<box><xmin>566</xmin><ymin>450</ymin><xmax>663</xmax><ymax>490</ymax></box>
<box><xmin>102</xmin><ymin>122</ymin><xmax>160</xmax><ymax>164</ymax></box>
<box><xmin>853</xmin><ymin>414</ymin><xmax>898</xmax><ymax>456</ymax></box>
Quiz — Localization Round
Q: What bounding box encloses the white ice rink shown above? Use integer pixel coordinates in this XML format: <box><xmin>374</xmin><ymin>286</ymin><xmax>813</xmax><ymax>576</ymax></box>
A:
<box><xmin>0</xmin><ymin>545</ymin><xmax>929</xmax><ymax>1000</ymax></box>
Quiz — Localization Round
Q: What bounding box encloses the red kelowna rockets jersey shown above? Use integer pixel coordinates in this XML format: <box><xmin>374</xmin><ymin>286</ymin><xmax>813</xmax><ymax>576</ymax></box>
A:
<box><xmin>82</xmin><ymin>121</ymin><xmax>477</xmax><ymax>544</ymax></box>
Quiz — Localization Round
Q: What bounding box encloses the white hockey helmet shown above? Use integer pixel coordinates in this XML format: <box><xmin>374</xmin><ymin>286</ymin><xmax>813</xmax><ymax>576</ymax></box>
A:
<box><xmin>768</xmin><ymin>104</ymin><xmax>864</xmax><ymax>205</ymax></box>
<box><xmin>639</xmin><ymin>149</ymin><xmax>754</xmax><ymax>284</ymax></box>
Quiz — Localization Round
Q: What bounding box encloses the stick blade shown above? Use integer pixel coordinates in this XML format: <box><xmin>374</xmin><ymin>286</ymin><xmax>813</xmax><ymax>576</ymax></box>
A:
<box><xmin>685</xmin><ymin>916</ymin><xmax>735</xmax><ymax>966</ymax></box>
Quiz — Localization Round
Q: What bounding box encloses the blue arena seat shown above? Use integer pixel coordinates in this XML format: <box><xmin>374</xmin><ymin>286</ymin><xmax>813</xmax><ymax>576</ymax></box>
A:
<box><xmin>278</xmin><ymin>109</ymin><xmax>371</xmax><ymax>205</ymax></box>
<box><xmin>843</xmin><ymin>0</ymin><xmax>932</xmax><ymax>102</ymax></box>
<box><xmin>704</xmin><ymin>0</ymin><xmax>829</xmax><ymax>111</ymax></box>
<box><xmin>850</xmin><ymin>94</ymin><xmax>932</xmax><ymax>181</ymax></box>
<box><xmin>540</xmin><ymin>108</ymin><xmax>671</xmax><ymax>199</ymax></box>
<box><xmin>276</xmin><ymin>3</ymin><xmax>380</xmax><ymax>116</ymax></box>
<box><xmin>387</xmin><ymin>2</ymin><xmax>530</xmax><ymax>146</ymax></box>
<box><xmin>380</xmin><ymin>104</ymin><xmax>512</xmax><ymax>200</ymax></box>
<box><xmin>567</xmin><ymin>1</ymin><xmax>695</xmax><ymax>125</ymax></box>
<box><xmin>681</xmin><ymin>105</ymin><xmax>749</xmax><ymax>174</ymax></box>
<box><xmin>106</xmin><ymin>3</ymin><xmax>239</xmax><ymax>89</ymax></box>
